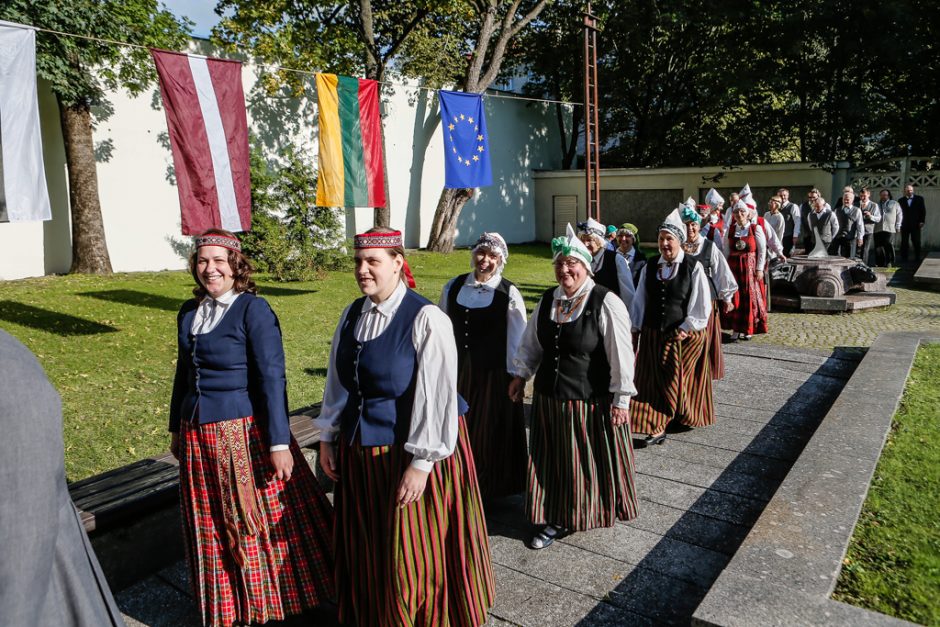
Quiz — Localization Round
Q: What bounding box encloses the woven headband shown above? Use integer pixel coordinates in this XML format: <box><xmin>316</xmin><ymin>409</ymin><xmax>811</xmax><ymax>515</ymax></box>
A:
<box><xmin>354</xmin><ymin>230</ymin><xmax>404</xmax><ymax>249</ymax></box>
<box><xmin>472</xmin><ymin>232</ymin><xmax>509</xmax><ymax>261</ymax></box>
<box><xmin>659</xmin><ymin>222</ymin><xmax>687</xmax><ymax>243</ymax></box>
<box><xmin>195</xmin><ymin>234</ymin><xmax>241</xmax><ymax>252</ymax></box>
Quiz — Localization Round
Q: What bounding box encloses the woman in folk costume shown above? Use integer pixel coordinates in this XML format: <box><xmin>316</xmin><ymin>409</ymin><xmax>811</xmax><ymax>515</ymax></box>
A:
<box><xmin>509</xmin><ymin>224</ymin><xmax>639</xmax><ymax>550</ymax></box>
<box><xmin>315</xmin><ymin>227</ymin><xmax>495</xmax><ymax>627</ymax></box>
<box><xmin>438</xmin><ymin>232</ymin><xmax>528</xmax><ymax>499</ymax></box>
<box><xmin>702</xmin><ymin>188</ymin><xmax>726</xmax><ymax>247</ymax></box>
<box><xmin>680</xmin><ymin>206</ymin><xmax>738</xmax><ymax>380</ymax></box>
<box><xmin>629</xmin><ymin>209</ymin><xmax>714</xmax><ymax>447</ymax></box>
<box><xmin>169</xmin><ymin>229</ymin><xmax>334</xmax><ymax>627</ymax></box>
<box><xmin>577</xmin><ymin>217</ymin><xmax>636</xmax><ymax>308</ymax></box>
<box><xmin>615</xmin><ymin>222</ymin><xmax>647</xmax><ymax>287</ymax></box>
<box><xmin>721</xmin><ymin>200</ymin><xmax>769</xmax><ymax>341</ymax></box>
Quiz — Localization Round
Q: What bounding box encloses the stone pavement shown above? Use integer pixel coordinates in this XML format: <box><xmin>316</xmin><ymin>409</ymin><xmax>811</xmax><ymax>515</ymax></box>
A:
<box><xmin>751</xmin><ymin>265</ymin><xmax>940</xmax><ymax>351</ymax></box>
<box><xmin>116</xmin><ymin>342</ymin><xmax>860</xmax><ymax>627</ymax></box>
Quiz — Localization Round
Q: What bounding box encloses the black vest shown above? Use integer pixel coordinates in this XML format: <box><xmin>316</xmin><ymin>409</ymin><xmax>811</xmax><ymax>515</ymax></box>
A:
<box><xmin>446</xmin><ymin>273</ymin><xmax>511</xmax><ymax>373</ymax></box>
<box><xmin>834</xmin><ymin>205</ymin><xmax>860</xmax><ymax>239</ymax></box>
<box><xmin>643</xmin><ymin>256</ymin><xmax>695</xmax><ymax>333</ymax></box>
<box><xmin>592</xmin><ymin>249</ymin><xmax>621</xmax><ymax>296</ymax></box>
<box><xmin>781</xmin><ymin>202</ymin><xmax>797</xmax><ymax>238</ymax></box>
<box><xmin>809</xmin><ymin>210</ymin><xmax>835</xmax><ymax>243</ymax></box>
<box><xmin>534</xmin><ymin>286</ymin><xmax>611</xmax><ymax>400</ymax></box>
<box><xmin>687</xmin><ymin>239</ymin><xmax>717</xmax><ymax>299</ymax></box>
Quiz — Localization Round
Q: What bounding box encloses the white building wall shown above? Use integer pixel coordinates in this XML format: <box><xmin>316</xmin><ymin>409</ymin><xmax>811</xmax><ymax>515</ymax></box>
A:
<box><xmin>0</xmin><ymin>51</ymin><xmax>568</xmax><ymax>280</ymax></box>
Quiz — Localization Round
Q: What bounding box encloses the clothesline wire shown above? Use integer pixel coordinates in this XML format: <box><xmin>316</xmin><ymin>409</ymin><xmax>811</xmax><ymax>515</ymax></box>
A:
<box><xmin>8</xmin><ymin>21</ymin><xmax>583</xmax><ymax>107</ymax></box>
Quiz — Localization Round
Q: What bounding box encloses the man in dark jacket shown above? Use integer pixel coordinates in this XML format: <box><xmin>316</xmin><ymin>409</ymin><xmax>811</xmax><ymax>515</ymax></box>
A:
<box><xmin>0</xmin><ymin>330</ymin><xmax>125</xmax><ymax>626</ymax></box>
<box><xmin>899</xmin><ymin>183</ymin><xmax>927</xmax><ymax>262</ymax></box>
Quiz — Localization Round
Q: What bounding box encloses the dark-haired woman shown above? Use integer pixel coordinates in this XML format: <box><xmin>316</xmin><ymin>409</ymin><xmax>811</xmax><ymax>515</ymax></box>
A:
<box><xmin>315</xmin><ymin>228</ymin><xmax>495</xmax><ymax>626</ymax></box>
<box><xmin>439</xmin><ymin>232</ymin><xmax>528</xmax><ymax>499</ymax></box>
<box><xmin>169</xmin><ymin>229</ymin><xmax>334</xmax><ymax>627</ymax></box>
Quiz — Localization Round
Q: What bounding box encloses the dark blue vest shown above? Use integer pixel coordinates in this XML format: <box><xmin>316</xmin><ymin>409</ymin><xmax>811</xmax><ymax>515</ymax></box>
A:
<box><xmin>335</xmin><ymin>289</ymin><xmax>468</xmax><ymax>446</ymax></box>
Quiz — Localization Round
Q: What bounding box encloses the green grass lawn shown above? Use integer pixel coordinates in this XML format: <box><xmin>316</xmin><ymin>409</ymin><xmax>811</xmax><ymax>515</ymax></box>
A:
<box><xmin>0</xmin><ymin>244</ymin><xmax>561</xmax><ymax>481</ymax></box>
<box><xmin>832</xmin><ymin>343</ymin><xmax>940</xmax><ymax>625</ymax></box>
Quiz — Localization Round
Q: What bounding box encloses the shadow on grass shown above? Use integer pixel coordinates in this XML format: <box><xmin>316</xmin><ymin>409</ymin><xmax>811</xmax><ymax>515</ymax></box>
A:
<box><xmin>303</xmin><ymin>367</ymin><xmax>329</xmax><ymax>378</ymax></box>
<box><xmin>81</xmin><ymin>289</ymin><xmax>184</xmax><ymax>312</ymax></box>
<box><xmin>257</xmin><ymin>285</ymin><xmax>318</xmax><ymax>297</ymax></box>
<box><xmin>0</xmin><ymin>301</ymin><xmax>119</xmax><ymax>336</ymax></box>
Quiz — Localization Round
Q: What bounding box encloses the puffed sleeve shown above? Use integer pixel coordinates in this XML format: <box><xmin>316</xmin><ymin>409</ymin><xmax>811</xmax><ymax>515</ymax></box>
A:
<box><xmin>630</xmin><ymin>265</ymin><xmax>649</xmax><ymax>332</ymax></box>
<box><xmin>245</xmin><ymin>297</ymin><xmax>291</xmax><ymax>447</ymax></box>
<box><xmin>791</xmin><ymin>205</ymin><xmax>802</xmax><ymax>238</ymax></box>
<box><xmin>438</xmin><ymin>277</ymin><xmax>457</xmax><ymax>313</ymax></box>
<box><xmin>679</xmin><ymin>262</ymin><xmax>712</xmax><ymax>333</ymax></box>
<box><xmin>511</xmin><ymin>298</ymin><xmax>544</xmax><ymax>379</ymax></box>
<box><xmin>506</xmin><ymin>284</ymin><xmax>528</xmax><ymax>373</ymax></box>
<box><xmin>615</xmin><ymin>252</ymin><xmax>636</xmax><ymax>310</ymax></box>
<box><xmin>597</xmin><ymin>291</ymin><xmax>636</xmax><ymax>408</ymax></box>
<box><xmin>312</xmin><ymin>303</ymin><xmax>354</xmax><ymax>443</ymax></box>
<box><xmin>405</xmin><ymin>305</ymin><xmax>460</xmax><ymax>472</ymax></box>
<box><xmin>755</xmin><ymin>226</ymin><xmax>767</xmax><ymax>271</ymax></box>
<box><xmin>710</xmin><ymin>243</ymin><xmax>738</xmax><ymax>303</ymax></box>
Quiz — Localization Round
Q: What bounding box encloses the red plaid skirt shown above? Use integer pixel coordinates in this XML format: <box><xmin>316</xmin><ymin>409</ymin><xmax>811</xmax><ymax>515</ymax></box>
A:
<box><xmin>179</xmin><ymin>416</ymin><xmax>334</xmax><ymax>627</ymax></box>
<box><xmin>721</xmin><ymin>250</ymin><xmax>768</xmax><ymax>335</ymax></box>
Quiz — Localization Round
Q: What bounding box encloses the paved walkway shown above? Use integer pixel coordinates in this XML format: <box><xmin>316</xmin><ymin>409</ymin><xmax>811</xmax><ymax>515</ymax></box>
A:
<box><xmin>116</xmin><ymin>341</ymin><xmax>860</xmax><ymax>626</ymax></box>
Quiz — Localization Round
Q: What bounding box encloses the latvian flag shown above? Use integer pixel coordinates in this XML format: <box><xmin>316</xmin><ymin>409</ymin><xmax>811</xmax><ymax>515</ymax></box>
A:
<box><xmin>151</xmin><ymin>49</ymin><xmax>251</xmax><ymax>235</ymax></box>
<box><xmin>315</xmin><ymin>73</ymin><xmax>386</xmax><ymax>208</ymax></box>
<box><xmin>0</xmin><ymin>21</ymin><xmax>51</xmax><ymax>223</ymax></box>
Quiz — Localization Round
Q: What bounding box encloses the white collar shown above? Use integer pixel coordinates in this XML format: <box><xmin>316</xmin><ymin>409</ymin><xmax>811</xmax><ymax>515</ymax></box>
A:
<box><xmin>361</xmin><ymin>280</ymin><xmax>407</xmax><ymax>317</ymax></box>
<box><xmin>463</xmin><ymin>271</ymin><xmax>502</xmax><ymax>288</ymax></box>
<box><xmin>620</xmin><ymin>247</ymin><xmax>636</xmax><ymax>259</ymax></box>
<box><xmin>657</xmin><ymin>250</ymin><xmax>686</xmax><ymax>265</ymax></box>
<box><xmin>553</xmin><ymin>277</ymin><xmax>595</xmax><ymax>301</ymax></box>
<box><xmin>203</xmin><ymin>288</ymin><xmax>238</xmax><ymax>306</ymax></box>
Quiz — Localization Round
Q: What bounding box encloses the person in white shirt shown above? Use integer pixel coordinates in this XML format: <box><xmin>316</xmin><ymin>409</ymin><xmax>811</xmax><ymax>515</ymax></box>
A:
<box><xmin>316</xmin><ymin>227</ymin><xmax>495</xmax><ymax>626</ymax></box>
<box><xmin>681</xmin><ymin>206</ymin><xmax>738</xmax><ymax>380</ymax></box>
<box><xmin>874</xmin><ymin>188</ymin><xmax>903</xmax><ymax>266</ymax></box>
<box><xmin>577</xmin><ymin>217</ymin><xmax>637</xmax><ymax>310</ymax></box>
<box><xmin>857</xmin><ymin>186</ymin><xmax>883</xmax><ymax>264</ymax></box>
<box><xmin>615</xmin><ymin>222</ymin><xmax>647</xmax><ymax>286</ymax></box>
<box><xmin>763</xmin><ymin>196</ymin><xmax>787</xmax><ymax>243</ymax></box>
<box><xmin>438</xmin><ymin>232</ymin><xmax>528</xmax><ymax>499</ymax></box>
<box><xmin>776</xmin><ymin>187</ymin><xmax>801</xmax><ymax>256</ymax></box>
<box><xmin>629</xmin><ymin>208</ymin><xmax>714</xmax><ymax>447</ymax></box>
<box><xmin>509</xmin><ymin>224</ymin><xmax>639</xmax><ymax>550</ymax></box>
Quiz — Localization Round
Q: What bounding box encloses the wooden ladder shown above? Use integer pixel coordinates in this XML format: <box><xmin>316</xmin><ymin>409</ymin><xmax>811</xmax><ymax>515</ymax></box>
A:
<box><xmin>583</xmin><ymin>3</ymin><xmax>601</xmax><ymax>221</ymax></box>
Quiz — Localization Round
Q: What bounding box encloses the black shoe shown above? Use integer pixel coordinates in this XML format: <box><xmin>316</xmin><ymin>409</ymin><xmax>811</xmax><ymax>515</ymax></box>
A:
<box><xmin>529</xmin><ymin>524</ymin><xmax>568</xmax><ymax>550</ymax></box>
<box><xmin>633</xmin><ymin>432</ymin><xmax>666</xmax><ymax>448</ymax></box>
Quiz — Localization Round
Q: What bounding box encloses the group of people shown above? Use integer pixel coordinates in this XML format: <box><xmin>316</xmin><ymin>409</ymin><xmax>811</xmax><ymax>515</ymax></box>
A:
<box><xmin>163</xmin><ymin>178</ymin><xmax>927</xmax><ymax>627</ymax></box>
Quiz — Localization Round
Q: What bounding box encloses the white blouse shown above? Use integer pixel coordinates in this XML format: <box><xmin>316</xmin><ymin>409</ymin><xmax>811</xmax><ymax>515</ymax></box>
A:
<box><xmin>630</xmin><ymin>250</ymin><xmax>712</xmax><ymax>333</ymax></box>
<box><xmin>724</xmin><ymin>221</ymin><xmax>767</xmax><ymax>270</ymax></box>
<box><xmin>592</xmin><ymin>248</ymin><xmax>636</xmax><ymax>310</ymax></box>
<box><xmin>512</xmin><ymin>278</ymin><xmax>636</xmax><ymax>409</ymax></box>
<box><xmin>437</xmin><ymin>272</ymin><xmax>528</xmax><ymax>373</ymax></box>
<box><xmin>686</xmin><ymin>237</ymin><xmax>738</xmax><ymax>304</ymax></box>
<box><xmin>191</xmin><ymin>289</ymin><xmax>240</xmax><ymax>334</ymax></box>
<box><xmin>314</xmin><ymin>281</ymin><xmax>458</xmax><ymax>472</ymax></box>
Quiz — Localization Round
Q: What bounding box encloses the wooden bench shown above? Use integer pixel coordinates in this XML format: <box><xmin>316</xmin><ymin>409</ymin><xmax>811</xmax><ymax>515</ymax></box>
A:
<box><xmin>69</xmin><ymin>408</ymin><xmax>322</xmax><ymax>534</ymax></box>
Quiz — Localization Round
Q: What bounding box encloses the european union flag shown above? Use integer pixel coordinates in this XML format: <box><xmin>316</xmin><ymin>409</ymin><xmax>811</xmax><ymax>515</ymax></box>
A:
<box><xmin>439</xmin><ymin>90</ymin><xmax>492</xmax><ymax>189</ymax></box>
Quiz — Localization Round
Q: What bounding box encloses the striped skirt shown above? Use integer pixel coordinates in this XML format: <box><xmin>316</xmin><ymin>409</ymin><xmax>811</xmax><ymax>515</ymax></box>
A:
<box><xmin>526</xmin><ymin>394</ymin><xmax>639</xmax><ymax>531</ymax></box>
<box><xmin>458</xmin><ymin>360</ymin><xmax>527</xmax><ymax>498</ymax></box>
<box><xmin>706</xmin><ymin>302</ymin><xmax>725</xmax><ymax>380</ymax></box>
<box><xmin>179</xmin><ymin>416</ymin><xmax>334</xmax><ymax>627</ymax></box>
<box><xmin>334</xmin><ymin>416</ymin><xmax>495</xmax><ymax>627</ymax></box>
<box><xmin>631</xmin><ymin>327</ymin><xmax>714</xmax><ymax>435</ymax></box>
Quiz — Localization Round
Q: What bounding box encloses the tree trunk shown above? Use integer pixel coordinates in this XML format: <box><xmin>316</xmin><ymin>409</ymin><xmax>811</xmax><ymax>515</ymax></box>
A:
<box><xmin>425</xmin><ymin>187</ymin><xmax>473</xmax><ymax>252</ymax></box>
<box><xmin>59</xmin><ymin>99</ymin><xmax>113</xmax><ymax>274</ymax></box>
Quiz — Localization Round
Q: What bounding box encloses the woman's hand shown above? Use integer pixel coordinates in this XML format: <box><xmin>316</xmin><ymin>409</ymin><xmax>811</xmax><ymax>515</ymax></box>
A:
<box><xmin>270</xmin><ymin>449</ymin><xmax>294</xmax><ymax>482</ymax></box>
<box><xmin>397</xmin><ymin>466</ymin><xmax>430</xmax><ymax>507</ymax></box>
<box><xmin>722</xmin><ymin>300</ymin><xmax>734</xmax><ymax>314</ymax></box>
<box><xmin>319</xmin><ymin>442</ymin><xmax>339</xmax><ymax>481</ymax></box>
<box><xmin>675</xmin><ymin>329</ymin><xmax>689</xmax><ymax>341</ymax></box>
<box><xmin>508</xmin><ymin>376</ymin><xmax>526</xmax><ymax>403</ymax></box>
<box><xmin>170</xmin><ymin>432</ymin><xmax>180</xmax><ymax>460</ymax></box>
<box><xmin>611</xmin><ymin>406</ymin><xmax>630</xmax><ymax>427</ymax></box>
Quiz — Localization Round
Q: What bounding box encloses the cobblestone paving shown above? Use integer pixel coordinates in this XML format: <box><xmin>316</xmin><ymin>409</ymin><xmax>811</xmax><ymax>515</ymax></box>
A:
<box><xmin>751</xmin><ymin>267</ymin><xmax>940</xmax><ymax>351</ymax></box>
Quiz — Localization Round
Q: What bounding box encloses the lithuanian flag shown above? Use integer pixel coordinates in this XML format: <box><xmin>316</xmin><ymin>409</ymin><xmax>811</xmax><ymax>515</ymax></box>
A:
<box><xmin>315</xmin><ymin>73</ymin><xmax>386</xmax><ymax>208</ymax></box>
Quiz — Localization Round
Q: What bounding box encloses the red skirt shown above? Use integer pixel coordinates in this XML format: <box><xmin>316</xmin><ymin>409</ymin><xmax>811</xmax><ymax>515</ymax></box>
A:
<box><xmin>721</xmin><ymin>251</ymin><xmax>768</xmax><ymax>336</ymax></box>
<box><xmin>334</xmin><ymin>416</ymin><xmax>495</xmax><ymax>627</ymax></box>
<box><xmin>179</xmin><ymin>416</ymin><xmax>334</xmax><ymax>627</ymax></box>
<box><xmin>631</xmin><ymin>327</ymin><xmax>714</xmax><ymax>435</ymax></box>
<box><xmin>458</xmin><ymin>359</ymin><xmax>528</xmax><ymax>498</ymax></box>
